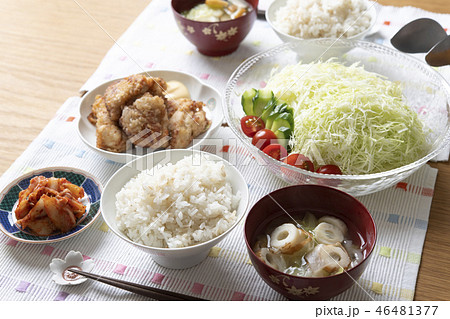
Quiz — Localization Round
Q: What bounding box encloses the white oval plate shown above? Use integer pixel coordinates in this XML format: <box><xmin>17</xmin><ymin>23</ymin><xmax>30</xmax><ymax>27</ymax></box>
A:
<box><xmin>77</xmin><ymin>70</ymin><xmax>223</xmax><ymax>164</ymax></box>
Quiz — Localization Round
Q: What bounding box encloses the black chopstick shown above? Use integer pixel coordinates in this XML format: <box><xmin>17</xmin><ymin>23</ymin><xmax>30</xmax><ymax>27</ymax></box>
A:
<box><xmin>257</xmin><ymin>9</ymin><xmax>266</xmax><ymax>20</ymax></box>
<box><xmin>68</xmin><ymin>268</ymin><xmax>206</xmax><ymax>301</ymax></box>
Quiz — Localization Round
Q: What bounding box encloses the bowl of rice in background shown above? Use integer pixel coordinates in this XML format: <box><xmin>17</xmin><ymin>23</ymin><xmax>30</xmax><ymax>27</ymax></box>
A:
<box><xmin>266</xmin><ymin>0</ymin><xmax>377</xmax><ymax>43</ymax></box>
<box><xmin>101</xmin><ymin>149</ymin><xmax>249</xmax><ymax>269</ymax></box>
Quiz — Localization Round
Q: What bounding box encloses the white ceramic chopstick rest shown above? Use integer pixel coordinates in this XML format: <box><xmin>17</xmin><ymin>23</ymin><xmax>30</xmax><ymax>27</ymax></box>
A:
<box><xmin>49</xmin><ymin>250</ymin><xmax>94</xmax><ymax>285</ymax></box>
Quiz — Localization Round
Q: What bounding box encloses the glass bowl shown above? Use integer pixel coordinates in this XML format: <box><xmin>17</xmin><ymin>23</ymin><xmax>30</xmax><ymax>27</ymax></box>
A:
<box><xmin>223</xmin><ymin>39</ymin><xmax>450</xmax><ymax>196</ymax></box>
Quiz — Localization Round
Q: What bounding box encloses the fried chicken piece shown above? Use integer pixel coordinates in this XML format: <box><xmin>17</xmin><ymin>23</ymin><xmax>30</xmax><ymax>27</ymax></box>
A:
<box><xmin>165</xmin><ymin>98</ymin><xmax>179</xmax><ymax>118</ymax></box>
<box><xmin>104</xmin><ymin>74</ymin><xmax>150</xmax><ymax>122</ymax></box>
<box><xmin>88</xmin><ymin>94</ymin><xmax>103</xmax><ymax>125</ymax></box>
<box><xmin>119</xmin><ymin>93</ymin><xmax>170</xmax><ymax>149</ymax></box>
<box><xmin>94</xmin><ymin>95</ymin><xmax>127</xmax><ymax>153</ymax></box>
<box><xmin>168</xmin><ymin>98</ymin><xmax>211</xmax><ymax>149</ymax></box>
<box><xmin>146</xmin><ymin>76</ymin><xmax>168</xmax><ymax>98</ymax></box>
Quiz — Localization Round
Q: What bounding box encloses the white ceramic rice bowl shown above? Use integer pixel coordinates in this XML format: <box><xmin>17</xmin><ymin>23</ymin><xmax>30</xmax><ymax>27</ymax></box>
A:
<box><xmin>101</xmin><ymin>149</ymin><xmax>249</xmax><ymax>269</ymax></box>
<box><xmin>266</xmin><ymin>0</ymin><xmax>378</xmax><ymax>43</ymax></box>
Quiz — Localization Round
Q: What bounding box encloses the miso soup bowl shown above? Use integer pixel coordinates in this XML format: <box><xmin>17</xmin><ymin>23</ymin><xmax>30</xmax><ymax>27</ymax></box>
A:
<box><xmin>244</xmin><ymin>185</ymin><xmax>376</xmax><ymax>300</ymax></box>
<box><xmin>171</xmin><ymin>0</ymin><xmax>258</xmax><ymax>56</ymax></box>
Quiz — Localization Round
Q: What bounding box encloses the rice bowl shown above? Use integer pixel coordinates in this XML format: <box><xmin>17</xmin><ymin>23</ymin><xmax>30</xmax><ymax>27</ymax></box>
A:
<box><xmin>116</xmin><ymin>155</ymin><xmax>241</xmax><ymax>248</ymax></box>
<box><xmin>266</xmin><ymin>0</ymin><xmax>377</xmax><ymax>44</ymax></box>
<box><xmin>273</xmin><ymin>0</ymin><xmax>372</xmax><ymax>39</ymax></box>
<box><xmin>101</xmin><ymin>149</ymin><xmax>249</xmax><ymax>269</ymax></box>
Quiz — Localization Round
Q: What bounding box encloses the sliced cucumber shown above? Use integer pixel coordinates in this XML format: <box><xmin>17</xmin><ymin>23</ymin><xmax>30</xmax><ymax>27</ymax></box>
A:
<box><xmin>275</xmin><ymin>103</ymin><xmax>294</xmax><ymax>116</ymax></box>
<box><xmin>274</xmin><ymin>126</ymin><xmax>292</xmax><ymax>149</ymax></box>
<box><xmin>265</xmin><ymin>112</ymin><xmax>277</xmax><ymax>130</ymax></box>
<box><xmin>241</xmin><ymin>88</ymin><xmax>257</xmax><ymax>115</ymax></box>
<box><xmin>272</xmin><ymin>103</ymin><xmax>290</xmax><ymax>117</ymax></box>
<box><xmin>271</xmin><ymin>112</ymin><xmax>294</xmax><ymax>132</ymax></box>
<box><xmin>265</xmin><ymin>103</ymin><xmax>284</xmax><ymax>129</ymax></box>
<box><xmin>273</xmin><ymin>102</ymin><xmax>288</xmax><ymax>114</ymax></box>
<box><xmin>275</xmin><ymin>126</ymin><xmax>292</xmax><ymax>139</ymax></box>
<box><xmin>284</xmin><ymin>105</ymin><xmax>294</xmax><ymax>116</ymax></box>
<box><xmin>260</xmin><ymin>99</ymin><xmax>276</xmax><ymax>122</ymax></box>
<box><xmin>253</xmin><ymin>89</ymin><xmax>274</xmax><ymax>117</ymax></box>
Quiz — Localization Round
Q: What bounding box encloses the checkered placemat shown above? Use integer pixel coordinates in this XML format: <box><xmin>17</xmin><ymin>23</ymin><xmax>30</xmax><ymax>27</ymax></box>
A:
<box><xmin>0</xmin><ymin>0</ymin><xmax>448</xmax><ymax>301</ymax></box>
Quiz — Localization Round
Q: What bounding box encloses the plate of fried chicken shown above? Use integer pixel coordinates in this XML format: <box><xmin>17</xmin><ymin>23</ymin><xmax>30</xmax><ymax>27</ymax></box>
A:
<box><xmin>77</xmin><ymin>70</ymin><xmax>223</xmax><ymax>163</ymax></box>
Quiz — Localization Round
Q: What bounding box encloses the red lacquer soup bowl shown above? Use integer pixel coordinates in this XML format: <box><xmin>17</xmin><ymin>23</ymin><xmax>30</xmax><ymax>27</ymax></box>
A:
<box><xmin>171</xmin><ymin>0</ymin><xmax>258</xmax><ymax>56</ymax></box>
<box><xmin>244</xmin><ymin>184</ymin><xmax>376</xmax><ymax>300</ymax></box>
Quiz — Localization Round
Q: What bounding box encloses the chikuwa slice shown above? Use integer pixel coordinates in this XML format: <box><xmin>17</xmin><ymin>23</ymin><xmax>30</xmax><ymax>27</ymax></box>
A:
<box><xmin>270</xmin><ymin>223</ymin><xmax>310</xmax><ymax>254</ymax></box>
<box><xmin>313</xmin><ymin>222</ymin><xmax>344</xmax><ymax>245</ymax></box>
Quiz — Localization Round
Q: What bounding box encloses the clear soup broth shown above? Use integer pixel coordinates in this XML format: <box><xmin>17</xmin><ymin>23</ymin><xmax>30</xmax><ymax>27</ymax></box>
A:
<box><xmin>252</xmin><ymin>210</ymin><xmax>367</xmax><ymax>277</ymax></box>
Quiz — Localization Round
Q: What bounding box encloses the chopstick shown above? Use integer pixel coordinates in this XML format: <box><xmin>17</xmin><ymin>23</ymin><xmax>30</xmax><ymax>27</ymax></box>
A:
<box><xmin>68</xmin><ymin>268</ymin><xmax>206</xmax><ymax>301</ymax></box>
<box><xmin>257</xmin><ymin>9</ymin><xmax>266</xmax><ymax>20</ymax></box>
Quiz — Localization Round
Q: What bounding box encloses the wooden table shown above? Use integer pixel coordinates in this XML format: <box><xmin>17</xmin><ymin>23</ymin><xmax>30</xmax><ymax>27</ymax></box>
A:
<box><xmin>0</xmin><ymin>0</ymin><xmax>448</xmax><ymax>301</ymax></box>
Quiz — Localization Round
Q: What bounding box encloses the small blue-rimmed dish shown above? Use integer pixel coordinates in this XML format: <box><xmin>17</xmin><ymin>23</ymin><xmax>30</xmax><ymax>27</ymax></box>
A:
<box><xmin>0</xmin><ymin>167</ymin><xmax>102</xmax><ymax>244</ymax></box>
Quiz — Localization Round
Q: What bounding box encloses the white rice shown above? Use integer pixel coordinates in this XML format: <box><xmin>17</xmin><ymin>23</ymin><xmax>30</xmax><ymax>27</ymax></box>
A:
<box><xmin>115</xmin><ymin>155</ymin><xmax>240</xmax><ymax>248</ymax></box>
<box><xmin>273</xmin><ymin>0</ymin><xmax>371</xmax><ymax>39</ymax></box>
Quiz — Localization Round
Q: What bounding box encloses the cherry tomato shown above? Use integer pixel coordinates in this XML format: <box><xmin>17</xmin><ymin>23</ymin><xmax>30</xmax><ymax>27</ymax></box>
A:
<box><xmin>316</xmin><ymin>164</ymin><xmax>342</xmax><ymax>175</ymax></box>
<box><xmin>240</xmin><ymin>115</ymin><xmax>265</xmax><ymax>137</ymax></box>
<box><xmin>252</xmin><ymin>129</ymin><xmax>278</xmax><ymax>150</ymax></box>
<box><xmin>282</xmin><ymin>153</ymin><xmax>314</xmax><ymax>171</ymax></box>
<box><xmin>262</xmin><ymin>144</ymin><xmax>288</xmax><ymax>160</ymax></box>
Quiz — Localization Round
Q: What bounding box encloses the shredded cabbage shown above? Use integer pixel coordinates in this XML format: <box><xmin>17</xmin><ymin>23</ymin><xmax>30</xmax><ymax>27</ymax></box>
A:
<box><xmin>266</xmin><ymin>60</ymin><xmax>430</xmax><ymax>175</ymax></box>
